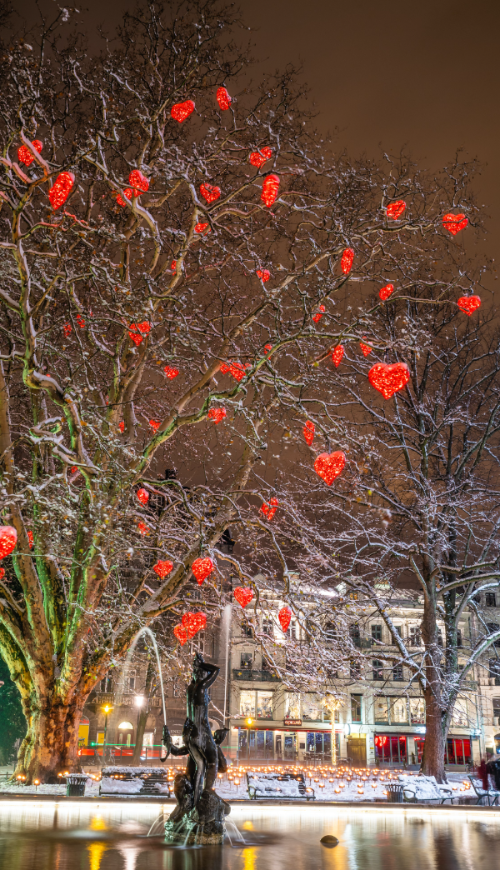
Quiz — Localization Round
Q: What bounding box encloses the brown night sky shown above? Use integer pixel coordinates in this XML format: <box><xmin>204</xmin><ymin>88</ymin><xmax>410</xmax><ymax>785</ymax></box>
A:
<box><xmin>16</xmin><ymin>0</ymin><xmax>500</xmax><ymax>268</ymax></box>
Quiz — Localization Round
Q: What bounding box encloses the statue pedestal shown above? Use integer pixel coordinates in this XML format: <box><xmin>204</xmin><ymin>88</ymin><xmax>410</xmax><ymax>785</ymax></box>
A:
<box><xmin>164</xmin><ymin>788</ymin><xmax>231</xmax><ymax>845</ymax></box>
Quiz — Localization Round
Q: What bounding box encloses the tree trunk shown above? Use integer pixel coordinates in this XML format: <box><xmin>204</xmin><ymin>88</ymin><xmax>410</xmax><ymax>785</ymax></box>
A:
<box><xmin>421</xmin><ymin>688</ymin><xmax>446</xmax><ymax>782</ymax></box>
<box><xmin>15</xmin><ymin>695</ymin><xmax>85</xmax><ymax>782</ymax></box>
<box><xmin>132</xmin><ymin>661</ymin><xmax>155</xmax><ymax>765</ymax></box>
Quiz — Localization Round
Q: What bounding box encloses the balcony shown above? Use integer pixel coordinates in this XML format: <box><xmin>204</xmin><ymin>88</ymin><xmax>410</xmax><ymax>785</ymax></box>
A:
<box><xmin>232</xmin><ymin>668</ymin><xmax>280</xmax><ymax>682</ymax></box>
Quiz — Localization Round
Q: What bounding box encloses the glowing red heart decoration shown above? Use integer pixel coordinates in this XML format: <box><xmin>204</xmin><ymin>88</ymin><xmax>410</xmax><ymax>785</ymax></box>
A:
<box><xmin>117</xmin><ymin>188</ymin><xmax>133</xmax><ymax>207</ymax></box>
<box><xmin>368</xmin><ymin>362</ymin><xmax>410</xmax><ymax>399</ymax></box>
<box><xmin>200</xmin><ymin>183</ymin><xmax>221</xmax><ymax>204</ymax></box>
<box><xmin>457</xmin><ymin>295</ymin><xmax>481</xmax><ymax>316</ymax></box>
<box><xmin>386</xmin><ymin>200</ymin><xmax>406</xmax><ymax>220</ymax></box>
<box><xmin>341</xmin><ymin>248</ymin><xmax>354</xmax><ymax>274</ymax></box>
<box><xmin>442</xmin><ymin>213</ymin><xmax>468</xmax><ymax>236</ymax></box>
<box><xmin>0</xmin><ymin>526</ymin><xmax>17</xmax><ymax>559</ymax></box>
<box><xmin>332</xmin><ymin>345</ymin><xmax>344</xmax><ymax>367</ymax></box>
<box><xmin>173</xmin><ymin>624</ymin><xmax>188</xmax><ymax>645</ymax></box>
<box><xmin>216</xmin><ymin>87</ymin><xmax>231</xmax><ymax>110</ymax></box>
<box><xmin>313</xmin><ymin>305</ymin><xmax>326</xmax><ymax>323</ymax></box>
<box><xmin>171</xmin><ymin>260</ymin><xmax>177</xmax><ymax>272</ymax></box>
<box><xmin>129</xmin><ymin>169</ymin><xmax>149</xmax><ymax>196</ymax></box>
<box><xmin>261</xmin><ymin>497</ymin><xmax>278</xmax><ymax>520</ymax></box>
<box><xmin>76</xmin><ymin>314</ymin><xmax>85</xmax><ymax>329</ymax></box>
<box><xmin>261</xmin><ymin>174</ymin><xmax>280</xmax><ymax>207</ymax></box>
<box><xmin>63</xmin><ymin>323</ymin><xmax>72</xmax><ymax>337</ymax></box>
<box><xmin>149</xmin><ymin>419</ymin><xmax>160</xmax><ymax>433</ymax></box>
<box><xmin>195</xmin><ymin>222</ymin><xmax>209</xmax><ymax>233</ymax></box>
<box><xmin>263</xmin><ymin>343</ymin><xmax>272</xmax><ymax>354</ymax></box>
<box><xmin>119</xmin><ymin>421</ymin><xmax>125</xmax><ymax>433</ymax></box>
<box><xmin>71</xmin><ymin>466</ymin><xmax>78</xmax><ymax>474</ymax></box>
<box><xmin>171</xmin><ymin>100</ymin><xmax>195</xmax><ymax>122</ymax></box>
<box><xmin>137</xmin><ymin>521</ymin><xmax>148</xmax><ymax>535</ymax></box>
<box><xmin>27</xmin><ymin>531</ymin><xmax>34</xmax><ymax>549</ymax></box>
<box><xmin>379</xmin><ymin>283</ymin><xmax>394</xmax><ymax>301</ymax></box>
<box><xmin>0</xmin><ymin>568</ymin><xmax>5</xmax><ymax>580</ymax></box>
<box><xmin>303</xmin><ymin>421</ymin><xmax>315</xmax><ymax>446</ymax></box>
<box><xmin>208</xmin><ymin>408</ymin><xmax>226</xmax><ymax>423</ymax></box>
<box><xmin>182</xmin><ymin>611</ymin><xmax>207</xmax><ymax>638</ymax></box>
<box><xmin>234</xmin><ymin>587</ymin><xmax>254</xmax><ymax>608</ymax></box>
<box><xmin>164</xmin><ymin>365</ymin><xmax>179</xmax><ymax>380</ymax></box>
<box><xmin>249</xmin><ymin>147</ymin><xmax>272</xmax><ymax>168</ymax></box>
<box><xmin>192</xmin><ymin>557</ymin><xmax>214</xmax><ymax>585</ymax></box>
<box><xmin>221</xmin><ymin>361</ymin><xmax>247</xmax><ymax>382</ymax></box>
<box><xmin>278</xmin><ymin>606</ymin><xmax>292</xmax><ymax>633</ymax></box>
<box><xmin>136</xmin><ymin>487</ymin><xmax>149</xmax><ymax>505</ymax></box>
<box><xmin>17</xmin><ymin>139</ymin><xmax>43</xmax><ymax>166</ymax></box>
<box><xmin>129</xmin><ymin>321</ymin><xmax>150</xmax><ymax>346</ymax></box>
<box><xmin>49</xmin><ymin>172</ymin><xmax>74</xmax><ymax>210</ymax></box>
<box><xmin>360</xmin><ymin>341</ymin><xmax>372</xmax><ymax>357</ymax></box>
<box><xmin>256</xmin><ymin>269</ymin><xmax>270</xmax><ymax>282</ymax></box>
<box><xmin>153</xmin><ymin>560</ymin><xmax>173</xmax><ymax>579</ymax></box>
<box><xmin>314</xmin><ymin>452</ymin><xmax>346</xmax><ymax>486</ymax></box>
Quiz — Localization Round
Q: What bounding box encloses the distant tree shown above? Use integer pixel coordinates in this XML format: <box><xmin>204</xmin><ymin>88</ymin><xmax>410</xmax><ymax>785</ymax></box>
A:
<box><xmin>0</xmin><ymin>0</ymin><xmax>482</xmax><ymax>780</ymax></box>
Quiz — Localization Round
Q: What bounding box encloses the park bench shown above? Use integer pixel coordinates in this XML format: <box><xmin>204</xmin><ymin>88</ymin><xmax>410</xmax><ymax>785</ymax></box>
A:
<box><xmin>397</xmin><ymin>774</ymin><xmax>455</xmax><ymax>804</ymax></box>
<box><xmin>468</xmin><ymin>775</ymin><xmax>500</xmax><ymax>806</ymax></box>
<box><xmin>246</xmin><ymin>771</ymin><xmax>315</xmax><ymax>800</ymax></box>
<box><xmin>99</xmin><ymin>766</ymin><xmax>172</xmax><ymax>797</ymax></box>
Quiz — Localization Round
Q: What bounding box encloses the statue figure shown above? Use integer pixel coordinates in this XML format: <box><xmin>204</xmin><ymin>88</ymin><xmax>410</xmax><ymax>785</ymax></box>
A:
<box><xmin>162</xmin><ymin>653</ymin><xmax>231</xmax><ymax>845</ymax></box>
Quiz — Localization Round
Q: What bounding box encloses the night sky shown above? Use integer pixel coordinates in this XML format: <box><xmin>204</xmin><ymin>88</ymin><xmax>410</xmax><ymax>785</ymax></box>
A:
<box><xmin>17</xmin><ymin>0</ymin><xmax>500</xmax><ymax>265</ymax></box>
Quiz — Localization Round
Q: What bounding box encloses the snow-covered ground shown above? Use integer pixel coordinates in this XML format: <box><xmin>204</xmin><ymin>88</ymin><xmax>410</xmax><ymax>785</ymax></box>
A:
<box><xmin>0</xmin><ymin>770</ymin><xmax>473</xmax><ymax>802</ymax></box>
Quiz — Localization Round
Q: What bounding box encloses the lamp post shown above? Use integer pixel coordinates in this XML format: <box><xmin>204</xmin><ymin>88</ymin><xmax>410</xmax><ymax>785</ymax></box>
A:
<box><xmin>102</xmin><ymin>704</ymin><xmax>113</xmax><ymax>763</ymax></box>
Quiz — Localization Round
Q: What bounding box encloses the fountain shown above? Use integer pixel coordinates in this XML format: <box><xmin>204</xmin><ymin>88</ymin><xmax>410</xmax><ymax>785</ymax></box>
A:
<box><xmin>161</xmin><ymin>652</ymin><xmax>231</xmax><ymax>845</ymax></box>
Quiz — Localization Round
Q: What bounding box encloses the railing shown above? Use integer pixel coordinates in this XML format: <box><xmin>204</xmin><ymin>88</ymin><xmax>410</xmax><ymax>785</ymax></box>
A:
<box><xmin>232</xmin><ymin>668</ymin><xmax>280</xmax><ymax>682</ymax></box>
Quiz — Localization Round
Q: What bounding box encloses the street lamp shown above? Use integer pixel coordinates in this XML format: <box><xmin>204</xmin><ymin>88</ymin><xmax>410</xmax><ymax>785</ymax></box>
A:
<box><xmin>102</xmin><ymin>704</ymin><xmax>113</xmax><ymax>761</ymax></box>
<box><xmin>134</xmin><ymin>695</ymin><xmax>146</xmax><ymax>707</ymax></box>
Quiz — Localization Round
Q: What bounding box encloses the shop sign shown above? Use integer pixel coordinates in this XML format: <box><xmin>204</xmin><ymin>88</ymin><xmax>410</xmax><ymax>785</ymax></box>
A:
<box><xmin>284</xmin><ymin>718</ymin><xmax>302</xmax><ymax>726</ymax></box>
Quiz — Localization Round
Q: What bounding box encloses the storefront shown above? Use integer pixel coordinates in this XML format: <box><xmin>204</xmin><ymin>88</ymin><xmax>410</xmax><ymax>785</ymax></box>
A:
<box><xmin>374</xmin><ymin>734</ymin><xmax>407</xmax><ymax>765</ymax></box>
<box><xmin>413</xmin><ymin>734</ymin><xmax>473</xmax><ymax>767</ymax></box>
<box><xmin>235</xmin><ymin>726</ymin><xmax>340</xmax><ymax>762</ymax></box>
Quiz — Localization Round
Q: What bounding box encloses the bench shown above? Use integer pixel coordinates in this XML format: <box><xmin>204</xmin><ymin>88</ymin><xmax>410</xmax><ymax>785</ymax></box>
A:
<box><xmin>468</xmin><ymin>775</ymin><xmax>500</xmax><ymax>806</ymax></box>
<box><xmin>246</xmin><ymin>771</ymin><xmax>315</xmax><ymax>800</ymax></box>
<box><xmin>398</xmin><ymin>774</ymin><xmax>455</xmax><ymax>804</ymax></box>
<box><xmin>99</xmin><ymin>766</ymin><xmax>172</xmax><ymax>797</ymax></box>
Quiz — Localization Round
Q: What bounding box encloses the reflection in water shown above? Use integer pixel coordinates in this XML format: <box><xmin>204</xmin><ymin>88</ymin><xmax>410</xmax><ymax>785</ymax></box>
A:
<box><xmin>0</xmin><ymin>803</ymin><xmax>499</xmax><ymax>870</ymax></box>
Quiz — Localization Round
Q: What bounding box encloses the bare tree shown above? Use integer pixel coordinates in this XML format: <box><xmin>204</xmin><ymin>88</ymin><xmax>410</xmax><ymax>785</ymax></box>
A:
<box><xmin>0</xmin><ymin>1</ymin><xmax>483</xmax><ymax>780</ymax></box>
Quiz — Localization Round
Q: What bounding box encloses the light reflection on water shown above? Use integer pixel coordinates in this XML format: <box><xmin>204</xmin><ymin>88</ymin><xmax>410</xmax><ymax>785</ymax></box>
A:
<box><xmin>0</xmin><ymin>801</ymin><xmax>499</xmax><ymax>870</ymax></box>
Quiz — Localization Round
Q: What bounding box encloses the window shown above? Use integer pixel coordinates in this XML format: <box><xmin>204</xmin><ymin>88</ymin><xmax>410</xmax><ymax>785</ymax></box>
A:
<box><xmin>409</xmin><ymin>698</ymin><xmax>425</xmax><ymax>724</ymax></box>
<box><xmin>262</xmin><ymin>617</ymin><xmax>273</xmax><ymax>636</ymax></box>
<box><xmin>457</xmin><ymin>629</ymin><xmax>462</xmax><ymax>648</ymax></box>
<box><xmin>349</xmin><ymin>591</ymin><xmax>358</xmax><ymax>600</ymax></box>
<box><xmin>409</xmin><ymin>626</ymin><xmax>421</xmax><ymax>647</ymax></box>
<box><xmin>389</xmin><ymin>697</ymin><xmax>408</xmax><ymax>724</ymax></box>
<box><xmin>100</xmin><ymin>676</ymin><xmax>113</xmax><ymax>693</ymax></box>
<box><xmin>487</xmin><ymin>623</ymin><xmax>500</xmax><ymax>648</ymax></box>
<box><xmin>256</xmin><ymin>691</ymin><xmax>273</xmax><ymax>719</ymax></box>
<box><xmin>287</xmin><ymin>619</ymin><xmax>297</xmax><ymax>640</ymax></box>
<box><xmin>125</xmin><ymin>672</ymin><xmax>135</xmax><ymax>692</ymax></box>
<box><xmin>285</xmin><ymin>693</ymin><xmax>301</xmax><ymax>719</ymax></box>
<box><xmin>374</xmin><ymin>697</ymin><xmax>389</xmax><ymax>723</ymax></box>
<box><xmin>372</xmin><ymin>660</ymin><xmax>384</xmax><ymax>681</ymax></box>
<box><xmin>241</xmin><ymin>620</ymin><xmax>253</xmax><ymax>638</ymax></box>
<box><xmin>371</xmin><ymin>624</ymin><xmax>383</xmax><ymax>644</ymax></box>
<box><xmin>437</xmin><ymin>629</ymin><xmax>443</xmax><ymax>646</ymax></box>
<box><xmin>493</xmin><ymin>698</ymin><xmax>500</xmax><ymax>724</ymax></box>
<box><xmin>302</xmin><ymin>694</ymin><xmax>323</xmax><ymax>721</ymax></box>
<box><xmin>451</xmin><ymin>700</ymin><xmax>468</xmax><ymax>727</ymax></box>
<box><xmin>240</xmin><ymin>653</ymin><xmax>252</xmax><ymax>670</ymax></box>
<box><xmin>486</xmin><ymin>593</ymin><xmax>497</xmax><ymax>608</ymax></box>
<box><xmin>239</xmin><ymin>691</ymin><xmax>255</xmax><ymax>718</ymax></box>
<box><xmin>350</xmin><ymin>660</ymin><xmax>361</xmax><ymax>680</ymax></box>
<box><xmin>393</xmin><ymin>626</ymin><xmax>403</xmax><ymax>645</ymax></box>
<box><xmin>490</xmin><ymin>659</ymin><xmax>500</xmax><ymax>686</ymax></box>
<box><xmin>375</xmin><ymin>734</ymin><xmax>407</xmax><ymax>764</ymax></box>
<box><xmin>351</xmin><ymin>694</ymin><xmax>362</xmax><ymax>723</ymax></box>
<box><xmin>261</xmin><ymin>656</ymin><xmax>272</xmax><ymax>673</ymax></box>
<box><xmin>393</xmin><ymin>663</ymin><xmax>404</xmax><ymax>681</ymax></box>
<box><xmin>350</xmin><ymin>625</ymin><xmax>361</xmax><ymax>647</ymax></box>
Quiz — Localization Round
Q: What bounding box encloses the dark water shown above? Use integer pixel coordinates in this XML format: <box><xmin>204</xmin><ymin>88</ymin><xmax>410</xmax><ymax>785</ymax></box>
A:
<box><xmin>0</xmin><ymin>801</ymin><xmax>499</xmax><ymax>870</ymax></box>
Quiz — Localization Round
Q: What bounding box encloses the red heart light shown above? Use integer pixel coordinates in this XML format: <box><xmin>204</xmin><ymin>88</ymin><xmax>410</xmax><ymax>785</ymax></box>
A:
<box><xmin>379</xmin><ymin>283</ymin><xmax>394</xmax><ymax>301</ymax></box>
<box><xmin>173</xmin><ymin>624</ymin><xmax>188</xmax><ymax>646</ymax></box>
<box><xmin>341</xmin><ymin>248</ymin><xmax>354</xmax><ymax>274</ymax></box>
<box><xmin>129</xmin><ymin>321</ymin><xmax>150</xmax><ymax>346</ymax></box>
<box><xmin>263</xmin><ymin>343</ymin><xmax>273</xmax><ymax>354</ymax></box>
<box><xmin>261</xmin><ymin>497</ymin><xmax>278</xmax><ymax>520</ymax></box>
<box><xmin>261</xmin><ymin>174</ymin><xmax>280</xmax><ymax>207</ymax></box>
<box><xmin>313</xmin><ymin>305</ymin><xmax>326</xmax><ymax>323</ymax></box>
<box><xmin>182</xmin><ymin>611</ymin><xmax>207</xmax><ymax>639</ymax></box>
<box><xmin>153</xmin><ymin>560</ymin><xmax>173</xmax><ymax>579</ymax></box>
<box><xmin>256</xmin><ymin>269</ymin><xmax>270</xmax><ymax>283</ymax></box>
<box><xmin>442</xmin><ymin>213</ymin><xmax>468</xmax><ymax>236</ymax></box>
<box><xmin>195</xmin><ymin>222</ymin><xmax>209</xmax><ymax>233</ymax></box>
<box><xmin>136</xmin><ymin>487</ymin><xmax>149</xmax><ymax>505</ymax></box>
<box><xmin>314</xmin><ymin>451</ymin><xmax>346</xmax><ymax>486</ymax></box>
<box><xmin>360</xmin><ymin>341</ymin><xmax>372</xmax><ymax>357</ymax></box>
<box><xmin>249</xmin><ymin>147</ymin><xmax>272</xmax><ymax>168</ymax></box>
<box><xmin>76</xmin><ymin>314</ymin><xmax>85</xmax><ymax>329</ymax></box>
<box><xmin>49</xmin><ymin>172</ymin><xmax>74</xmax><ymax>210</ymax></box>
<box><xmin>0</xmin><ymin>568</ymin><xmax>5</xmax><ymax>580</ymax></box>
<box><xmin>208</xmin><ymin>408</ymin><xmax>226</xmax><ymax>424</ymax></box>
<box><xmin>0</xmin><ymin>526</ymin><xmax>17</xmax><ymax>559</ymax></box>
<box><xmin>171</xmin><ymin>260</ymin><xmax>177</xmax><ymax>273</ymax></box>
<box><xmin>28</xmin><ymin>531</ymin><xmax>34</xmax><ymax>549</ymax></box>
<box><xmin>216</xmin><ymin>87</ymin><xmax>231</xmax><ymax>110</ymax></box>
<box><xmin>149</xmin><ymin>419</ymin><xmax>160</xmax><ymax>433</ymax></box>
<box><xmin>200</xmin><ymin>183</ymin><xmax>221</xmax><ymax>203</ymax></box>
<box><xmin>117</xmin><ymin>188</ymin><xmax>133</xmax><ymax>207</ymax></box>
<box><xmin>457</xmin><ymin>295</ymin><xmax>481</xmax><ymax>316</ymax></box>
<box><xmin>192</xmin><ymin>557</ymin><xmax>214</xmax><ymax>585</ymax></box>
<box><xmin>332</xmin><ymin>345</ymin><xmax>344</xmax><ymax>367</ymax></box>
<box><xmin>234</xmin><ymin>587</ymin><xmax>254</xmax><ymax>608</ymax></box>
<box><xmin>63</xmin><ymin>323</ymin><xmax>72</xmax><ymax>337</ymax></box>
<box><xmin>119</xmin><ymin>421</ymin><xmax>125</xmax><ymax>433</ymax></box>
<box><xmin>386</xmin><ymin>200</ymin><xmax>406</xmax><ymax>220</ymax></box>
<box><xmin>137</xmin><ymin>521</ymin><xmax>149</xmax><ymax>535</ymax></box>
<box><xmin>278</xmin><ymin>606</ymin><xmax>292</xmax><ymax>633</ymax></box>
<box><xmin>164</xmin><ymin>365</ymin><xmax>179</xmax><ymax>380</ymax></box>
<box><xmin>171</xmin><ymin>100</ymin><xmax>195</xmax><ymax>122</ymax></box>
<box><xmin>303</xmin><ymin>420</ymin><xmax>315</xmax><ymax>446</ymax></box>
<box><xmin>368</xmin><ymin>362</ymin><xmax>410</xmax><ymax>399</ymax></box>
<box><xmin>221</xmin><ymin>361</ymin><xmax>247</xmax><ymax>382</ymax></box>
<box><xmin>17</xmin><ymin>139</ymin><xmax>43</xmax><ymax>166</ymax></box>
<box><xmin>129</xmin><ymin>169</ymin><xmax>149</xmax><ymax>196</ymax></box>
